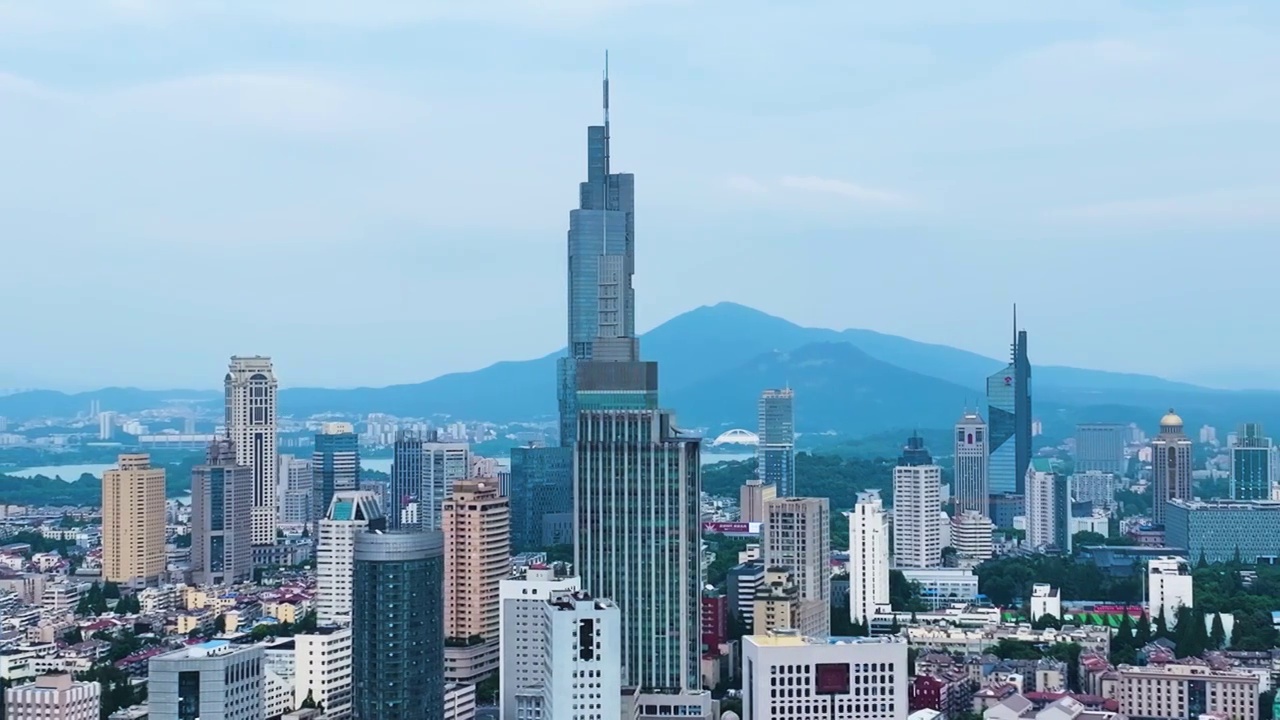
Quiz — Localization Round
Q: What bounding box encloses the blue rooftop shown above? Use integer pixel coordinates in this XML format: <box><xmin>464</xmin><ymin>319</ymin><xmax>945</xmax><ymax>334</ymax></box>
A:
<box><xmin>196</xmin><ymin>640</ymin><xmax>230</xmax><ymax>650</ymax></box>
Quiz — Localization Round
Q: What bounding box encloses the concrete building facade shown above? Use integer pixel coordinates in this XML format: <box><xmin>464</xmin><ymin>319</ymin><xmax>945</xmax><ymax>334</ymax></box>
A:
<box><xmin>763</xmin><ymin>497</ymin><xmax>830</xmax><ymax>638</ymax></box>
<box><xmin>102</xmin><ymin>454</ymin><xmax>166</xmax><ymax>588</ymax></box>
<box><xmin>225</xmin><ymin>355</ymin><xmax>279</xmax><ymax>546</ymax></box>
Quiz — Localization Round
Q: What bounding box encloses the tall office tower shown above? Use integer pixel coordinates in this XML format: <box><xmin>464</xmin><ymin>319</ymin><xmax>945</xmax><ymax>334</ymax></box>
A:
<box><xmin>757</xmin><ymin>388</ymin><xmax>796</xmax><ymax>497</ymax></box>
<box><xmin>762</xmin><ymin>497</ymin><xmax>830</xmax><ymax>637</ymax></box>
<box><xmin>508</xmin><ymin>444</ymin><xmax>573</xmax><ymax>551</ymax></box>
<box><xmin>891</xmin><ymin>434</ymin><xmax>943</xmax><ymax>569</ymax></box>
<box><xmin>1024</xmin><ymin>459</ymin><xmax>1057</xmax><ymax>550</ymax></box>
<box><xmin>556</xmin><ymin>60</ymin><xmax>638</xmax><ymax>449</ymax></box>
<box><xmin>739</xmin><ymin>477</ymin><xmax>777</xmax><ymax>524</ymax></box>
<box><xmin>313</xmin><ymin>423</ymin><xmax>360</xmax><ymax>535</ymax></box>
<box><xmin>352</xmin><ymin>530</ymin><xmax>444</xmax><ymax>720</ymax></box>
<box><xmin>278</xmin><ymin>454</ymin><xmax>313</xmax><ymax>526</ymax></box>
<box><xmin>102</xmin><ymin>454</ymin><xmax>166</xmax><ymax>588</ymax></box>
<box><xmin>390</xmin><ymin>430</ymin><xmax>470</xmax><ymax>531</ymax></box>
<box><xmin>442</xmin><ymin>479</ymin><xmax>510</xmax><ymax>684</ymax></box>
<box><xmin>500</xmin><ymin>566</ymin><xmax>582</xmax><ymax>720</ymax></box>
<box><xmin>847</xmin><ymin>491</ymin><xmax>891</xmax><ymax>624</ymax></box>
<box><xmin>1146</xmin><ymin>556</ymin><xmax>1193</xmax><ymax>626</ymax></box>
<box><xmin>190</xmin><ymin>440</ymin><xmax>254</xmax><ymax>586</ymax></box>
<box><xmin>148</xmin><ymin>640</ymin><xmax>264</xmax><ymax>720</ymax></box>
<box><xmin>950</xmin><ymin>510</ymin><xmax>995</xmax><ymax>560</ymax></box>
<box><xmin>542</xmin><ymin>592</ymin><xmax>623</xmax><ymax>720</ymax></box>
<box><xmin>575</xmin><ymin>361</ymin><xmax>702</xmax><ymax>692</ymax></box>
<box><xmin>3</xmin><ymin>673</ymin><xmax>101</xmax><ymax>720</ymax></box>
<box><xmin>986</xmin><ymin>312</ymin><xmax>1032</xmax><ymax>506</ymax></box>
<box><xmin>225</xmin><ymin>355</ymin><xmax>279</xmax><ymax>546</ymax></box>
<box><xmin>316</xmin><ymin>491</ymin><xmax>385</xmax><ymax>626</ymax></box>
<box><xmin>1075</xmin><ymin>423</ymin><xmax>1128</xmax><ymax>474</ymax></box>
<box><xmin>954</xmin><ymin>410</ymin><xmax>990</xmax><ymax>518</ymax></box>
<box><xmin>1151</xmin><ymin>409</ymin><xmax>1194</xmax><ymax>526</ymax></box>
<box><xmin>743</xmin><ymin>631</ymin><xmax>909</xmax><ymax>720</ymax></box>
<box><xmin>1232</xmin><ymin>423</ymin><xmax>1272</xmax><ymax>500</ymax></box>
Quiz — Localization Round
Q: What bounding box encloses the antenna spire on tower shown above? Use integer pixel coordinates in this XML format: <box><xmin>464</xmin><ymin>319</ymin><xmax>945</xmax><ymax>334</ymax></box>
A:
<box><xmin>603</xmin><ymin>50</ymin><xmax>611</xmax><ymax>176</ymax></box>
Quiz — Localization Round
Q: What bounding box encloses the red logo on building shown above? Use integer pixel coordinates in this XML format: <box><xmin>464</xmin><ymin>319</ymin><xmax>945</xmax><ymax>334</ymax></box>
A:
<box><xmin>1004</xmin><ymin>376</ymin><xmax>1012</xmax><ymax>385</ymax></box>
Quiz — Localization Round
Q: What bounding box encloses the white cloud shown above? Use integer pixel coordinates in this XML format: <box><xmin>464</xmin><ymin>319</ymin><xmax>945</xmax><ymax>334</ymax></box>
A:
<box><xmin>780</xmin><ymin>175</ymin><xmax>911</xmax><ymax>207</ymax></box>
<box><xmin>1050</xmin><ymin>186</ymin><xmax>1280</xmax><ymax>225</ymax></box>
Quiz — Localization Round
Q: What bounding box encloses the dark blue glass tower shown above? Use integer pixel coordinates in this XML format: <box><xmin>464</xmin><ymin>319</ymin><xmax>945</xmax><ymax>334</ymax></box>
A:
<box><xmin>986</xmin><ymin>308</ymin><xmax>1032</xmax><ymax>510</ymax></box>
<box><xmin>312</xmin><ymin>428</ymin><xmax>359</xmax><ymax>535</ymax></box>
<box><xmin>352</xmin><ymin>530</ymin><xmax>444</xmax><ymax>720</ymax></box>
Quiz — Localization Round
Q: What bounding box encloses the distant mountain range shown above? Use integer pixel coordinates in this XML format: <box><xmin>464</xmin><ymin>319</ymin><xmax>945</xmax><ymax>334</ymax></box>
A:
<box><xmin>3</xmin><ymin>302</ymin><xmax>1278</xmax><ymax>438</ymax></box>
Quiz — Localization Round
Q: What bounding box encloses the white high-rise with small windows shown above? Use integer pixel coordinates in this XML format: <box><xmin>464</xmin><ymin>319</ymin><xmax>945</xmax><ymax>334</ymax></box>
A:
<box><xmin>500</xmin><ymin>566</ymin><xmax>581</xmax><ymax>720</ymax></box>
<box><xmin>892</xmin><ymin>434</ymin><xmax>942</xmax><ymax>568</ymax></box>
<box><xmin>846</xmin><ymin>491</ymin><xmax>890</xmax><ymax>625</ymax></box>
<box><xmin>542</xmin><ymin>592</ymin><xmax>621</xmax><ymax>720</ymax></box>
<box><xmin>1147</xmin><ymin>556</ymin><xmax>1193</xmax><ymax>626</ymax></box>
<box><xmin>316</xmin><ymin>491</ymin><xmax>385</xmax><ymax>626</ymax></box>
<box><xmin>225</xmin><ymin>356</ymin><xmax>279</xmax><ymax>546</ymax></box>
<box><xmin>743</xmin><ymin>630</ymin><xmax>908</xmax><ymax>720</ymax></box>
<box><xmin>954</xmin><ymin>411</ymin><xmax>989</xmax><ymax>519</ymax></box>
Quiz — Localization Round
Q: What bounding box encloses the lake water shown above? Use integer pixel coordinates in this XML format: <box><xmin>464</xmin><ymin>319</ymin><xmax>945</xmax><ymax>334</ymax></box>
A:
<box><xmin>9</xmin><ymin>451</ymin><xmax>755</xmax><ymax>483</ymax></box>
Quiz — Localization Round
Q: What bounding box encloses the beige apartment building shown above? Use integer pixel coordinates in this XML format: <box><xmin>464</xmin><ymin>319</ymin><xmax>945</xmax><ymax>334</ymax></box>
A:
<box><xmin>442</xmin><ymin>479</ymin><xmax>510</xmax><ymax>684</ymax></box>
<box><xmin>763</xmin><ymin>497</ymin><xmax>830</xmax><ymax>637</ymax></box>
<box><xmin>1116</xmin><ymin>662</ymin><xmax>1259</xmax><ymax>720</ymax></box>
<box><xmin>752</xmin><ymin>568</ymin><xmax>799</xmax><ymax>635</ymax></box>
<box><xmin>102</xmin><ymin>454</ymin><xmax>166</xmax><ymax>588</ymax></box>
<box><xmin>739</xmin><ymin>478</ymin><xmax>776</xmax><ymax>524</ymax></box>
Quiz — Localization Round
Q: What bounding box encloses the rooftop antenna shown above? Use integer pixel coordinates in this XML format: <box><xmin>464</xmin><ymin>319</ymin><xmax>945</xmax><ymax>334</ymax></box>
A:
<box><xmin>603</xmin><ymin>50</ymin><xmax>610</xmax><ymax>175</ymax></box>
<box><xmin>1012</xmin><ymin>303</ymin><xmax>1018</xmax><ymax>362</ymax></box>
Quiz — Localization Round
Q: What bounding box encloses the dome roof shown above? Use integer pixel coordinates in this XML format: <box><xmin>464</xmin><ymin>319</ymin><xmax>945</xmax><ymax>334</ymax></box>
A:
<box><xmin>721</xmin><ymin>712</ymin><xmax>741</xmax><ymax>720</ymax></box>
<box><xmin>1160</xmin><ymin>409</ymin><xmax>1183</xmax><ymax>428</ymax></box>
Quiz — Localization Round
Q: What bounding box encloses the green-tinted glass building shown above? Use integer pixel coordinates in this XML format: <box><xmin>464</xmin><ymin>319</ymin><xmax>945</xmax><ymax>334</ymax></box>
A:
<box><xmin>351</xmin><ymin>530</ymin><xmax>444</xmax><ymax>720</ymax></box>
<box><xmin>574</xmin><ymin>360</ymin><xmax>702</xmax><ymax>692</ymax></box>
<box><xmin>1165</xmin><ymin>499</ymin><xmax>1280</xmax><ymax>564</ymax></box>
<box><xmin>1231</xmin><ymin>423</ymin><xmax>1272</xmax><ymax>501</ymax></box>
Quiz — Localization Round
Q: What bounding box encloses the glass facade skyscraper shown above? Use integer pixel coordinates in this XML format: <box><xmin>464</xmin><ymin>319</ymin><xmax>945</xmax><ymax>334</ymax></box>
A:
<box><xmin>312</xmin><ymin>424</ymin><xmax>359</xmax><ymax>536</ymax></box>
<box><xmin>508</xmin><ymin>445</ymin><xmax>573</xmax><ymax>552</ymax></box>
<box><xmin>757</xmin><ymin>388</ymin><xmax>796</xmax><ymax>496</ymax></box>
<box><xmin>390</xmin><ymin>430</ymin><xmax>470</xmax><ymax>531</ymax></box>
<box><xmin>352</xmin><ymin>530</ymin><xmax>444</xmax><ymax>720</ymax></box>
<box><xmin>574</xmin><ymin>360</ymin><xmax>702</xmax><ymax>692</ymax></box>
<box><xmin>986</xmin><ymin>316</ymin><xmax>1031</xmax><ymax>510</ymax></box>
<box><xmin>1075</xmin><ymin>423</ymin><xmax>1127</xmax><ymax>474</ymax></box>
<box><xmin>556</xmin><ymin>64</ymin><xmax>637</xmax><ymax>447</ymax></box>
<box><xmin>190</xmin><ymin>439</ymin><xmax>253</xmax><ymax>586</ymax></box>
<box><xmin>1231</xmin><ymin>423</ymin><xmax>1271</xmax><ymax>501</ymax></box>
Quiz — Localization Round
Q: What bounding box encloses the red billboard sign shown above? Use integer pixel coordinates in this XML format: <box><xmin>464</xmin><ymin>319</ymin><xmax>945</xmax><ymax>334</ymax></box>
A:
<box><xmin>814</xmin><ymin>663</ymin><xmax>850</xmax><ymax>695</ymax></box>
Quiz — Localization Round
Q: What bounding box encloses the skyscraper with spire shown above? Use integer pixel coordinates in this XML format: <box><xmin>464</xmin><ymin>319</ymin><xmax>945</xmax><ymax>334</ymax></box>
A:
<box><xmin>986</xmin><ymin>308</ymin><xmax>1032</xmax><ymax>517</ymax></box>
<box><xmin>569</xmin><ymin>60</ymin><xmax>704</xmax><ymax>695</ymax></box>
<box><xmin>557</xmin><ymin>52</ymin><xmax>638</xmax><ymax>447</ymax></box>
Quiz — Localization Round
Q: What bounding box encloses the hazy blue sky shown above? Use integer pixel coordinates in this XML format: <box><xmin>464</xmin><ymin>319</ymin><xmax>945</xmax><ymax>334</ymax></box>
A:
<box><xmin>3</xmin><ymin>1</ymin><xmax>1279</xmax><ymax>390</ymax></box>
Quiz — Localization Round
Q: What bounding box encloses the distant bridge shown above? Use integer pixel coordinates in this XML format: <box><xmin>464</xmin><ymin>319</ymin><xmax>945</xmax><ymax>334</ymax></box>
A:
<box><xmin>711</xmin><ymin>428</ymin><xmax>759</xmax><ymax>447</ymax></box>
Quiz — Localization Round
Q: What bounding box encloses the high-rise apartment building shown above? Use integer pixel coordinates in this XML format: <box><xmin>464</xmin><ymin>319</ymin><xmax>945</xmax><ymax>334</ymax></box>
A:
<box><xmin>278</xmin><ymin>454</ymin><xmax>313</xmax><ymax>526</ymax></box>
<box><xmin>148</xmin><ymin>640</ymin><xmax>264</xmax><ymax>720</ymax></box>
<box><xmin>191</xmin><ymin>439</ymin><xmax>254</xmax><ymax>586</ymax></box>
<box><xmin>739</xmin><ymin>478</ymin><xmax>777</xmax><ymax>524</ymax></box>
<box><xmin>846</xmin><ymin>491</ymin><xmax>891</xmax><ymax>625</ymax></box>
<box><xmin>500</xmin><ymin>566</ymin><xmax>582</xmax><ymax>720</ymax></box>
<box><xmin>758</xmin><ymin>388</ymin><xmax>796</xmax><ymax>497</ymax></box>
<box><xmin>508</xmin><ymin>444</ymin><xmax>573</xmax><ymax>552</ymax></box>
<box><xmin>763</xmin><ymin>497</ymin><xmax>829</xmax><ymax>637</ymax></box>
<box><xmin>102</xmin><ymin>453</ymin><xmax>166</xmax><ymax>588</ymax></box>
<box><xmin>954</xmin><ymin>410</ymin><xmax>989</xmax><ymax>518</ymax></box>
<box><xmin>313</xmin><ymin>423</ymin><xmax>360</xmax><ymax>535</ymax></box>
<box><xmin>352</xmin><ymin>530</ymin><xmax>444</xmax><ymax>720</ymax></box>
<box><xmin>225</xmin><ymin>356</ymin><xmax>278</xmax><ymax>546</ymax></box>
<box><xmin>575</xmin><ymin>362</ymin><xmax>702</xmax><ymax>692</ymax></box>
<box><xmin>1024</xmin><ymin>458</ymin><xmax>1058</xmax><ymax>550</ymax></box>
<box><xmin>3</xmin><ymin>673</ymin><xmax>101</xmax><ymax>720</ymax></box>
<box><xmin>1232</xmin><ymin>423</ymin><xmax>1272</xmax><ymax>500</ymax></box>
<box><xmin>986</xmin><ymin>315</ymin><xmax>1031</xmax><ymax>504</ymax></box>
<box><xmin>1151</xmin><ymin>410</ymin><xmax>1193</xmax><ymax>526</ymax></box>
<box><xmin>290</xmin><ymin>628</ymin><xmax>354</xmax><ymax>719</ymax></box>
<box><xmin>892</xmin><ymin>435</ymin><xmax>942</xmax><ymax>569</ymax></box>
<box><xmin>1075</xmin><ymin>423</ymin><xmax>1127</xmax><ymax>474</ymax></box>
<box><xmin>950</xmin><ymin>510</ymin><xmax>995</xmax><ymax>560</ymax></box>
<box><xmin>743</xmin><ymin>631</ymin><xmax>909</xmax><ymax>720</ymax></box>
<box><xmin>443</xmin><ymin>479</ymin><xmax>509</xmax><ymax>684</ymax></box>
<box><xmin>1071</xmin><ymin>470</ymin><xmax>1119</xmax><ymax>512</ymax></box>
<box><xmin>316</xmin><ymin>491</ymin><xmax>385</xmax><ymax>627</ymax></box>
<box><xmin>753</xmin><ymin>567</ymin><xmax>800</xmax><ymax>635</ymax></box>
<box><xmin>542</xmin><ymin>593</ymin><xmax>623</xmax><ymax>720</ymax></box>
<box><xmin>556</xmin><ymin>63</ymin><xmax>638</xmax><ymax>449</ymax></box>
<box><xmin>390</xmin><ymin>430</ymin><xmax>470</xmax><ymax>531</ymax></box>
